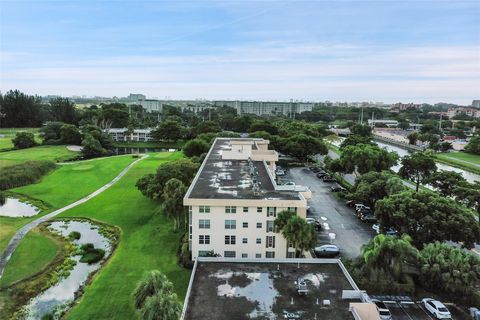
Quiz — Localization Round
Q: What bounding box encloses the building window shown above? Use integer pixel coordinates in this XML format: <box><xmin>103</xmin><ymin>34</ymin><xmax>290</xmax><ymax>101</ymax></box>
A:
<box><xmin>255</xmin><ymin>253</ymin><xmax>262</xmax><ymax>258</ymax></box>
<box><xmin>242</xmin><ymin>253</ymin><xmax>248</xmax><ymax>258</ymax></box>
<box><xmin>267</xmin><ymin>207</ymin><xmax>276</xmax><ymax>217</ymax></box>
<box><xmin>225</xmin><ymin>220</ymin><xmax>236</xmax><ymax>229</ymax></box>
<box><xmin>242</xmin><ymin>238</ymin><xmax>248</xmax><ymax>244</ymax></box>
<box><xmin>256</xmin><ymin>222</ymin><xmax>262</xmax><ymax>229</ymax></box>
<box><xmin>257</xmin><ymin>207</ymin><xmax>263</xmax><ymax>213</ymax></box>
<box><xmin>287</xmin><ymin>207</ymin><xmax>297</xmax><ymax>213</ymax></box>
<box><xmin>224</xmin><ymin>251</ymin><xmax>236</xmax><ymax>258</ymax></box>
<box><xmin>199</xmin><ymin>206</ymin><xmax>210</xmax><ymax>213</ymax></box>
<box><xmin>199</xmin><ymin>235</ymin><xmax>210</xmax><ymax>245</ymax></box>
<box><xmin>266</xmin><ymin>251</ymin><xmax>275</xmax><ymax>258</ymax></box>
<box><xmin>287</xmin><ymin>252</ymin><xmax>295</xmax><ymax>258</ymax></box>
<box><xmin>199</xmin><ymin>219</ymin><xmax>210</xmax><ymax>229</ymax></box>
<box><xmin>266</xmin><ymin>236</ymin><xmax>275</xmax><ymax>248</ymax></box>
<box><xmin>256</xmin><ymin>238</ymin><xmax>261</xmax><ymax>244</ymax></box>
<box><xmin>225</xmin><ymin>235</ymin><xmax>236</xmax><ymax>245</ymax></box>
<box><xmin>266</xmin><ymin>221</ymin><xmax>274</xmax><ymax>233</ymax></box>
<box><xmin>225</xmin><ymin>206</ymin><xmax>237</xmax><ymax>214</ymax></box>
<box><xmin>243</xmin><ymin>207</ymin><xmax>249</xmax><ymax>213</ymax></box>
<box><xmin>242</xmin><ymin>222</ymin><xmax>248</xmax><ymax>228</ymax></box>
<box><xmin>198</xmin><ymin>250</ymin><xmax>211</xmax><ymax>257</ymax></box>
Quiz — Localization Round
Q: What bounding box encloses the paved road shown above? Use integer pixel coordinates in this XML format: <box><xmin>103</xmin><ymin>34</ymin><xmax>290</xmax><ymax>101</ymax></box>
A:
<box><xmin>288</xmin><ymin>167</ymin><xmax>376</xmax><ymax>259</ymax></box>
<box><xmin>0</xmin><ymin>155</ymin><xmax>148</xmax><ymax>278</ymax></box>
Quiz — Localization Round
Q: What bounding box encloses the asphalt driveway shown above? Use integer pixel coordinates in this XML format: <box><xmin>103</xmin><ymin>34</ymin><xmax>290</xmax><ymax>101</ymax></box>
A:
<box><xmin>287</xmin><ymin>166</ymin><xmax>376</xmax><ymax>259</ymax></box>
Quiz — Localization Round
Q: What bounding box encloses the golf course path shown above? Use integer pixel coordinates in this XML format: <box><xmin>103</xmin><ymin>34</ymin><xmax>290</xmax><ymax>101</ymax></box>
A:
<box><xmin>0</xmin><ymin>154</ymin><xmax>148</xmax><ymax>278</ymax></box>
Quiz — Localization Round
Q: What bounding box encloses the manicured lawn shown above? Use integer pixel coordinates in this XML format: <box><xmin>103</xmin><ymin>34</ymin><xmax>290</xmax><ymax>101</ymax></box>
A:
<box><xmin>59</xmin><ymin>152</ymin><xmax>191</xmax><ymax>319</ymax></box>
<box><xmin>0</xmin><ymin>228</ymin><xmax>60</xmax><ymax>288</ymax></box>
<box><xmin>0</xmin><ymin>156</ymin><xmax>137</xmax><ymax>253</ymax></box>
<box><xmin>0</xmin><ymin>138</ymin><xmax>13</xmax><ymax>151</ymax></box>
<box><xmin>0</xmin><ymin>128</ymin><xmax>39</xmax><ymax>136</ymax></box>
<box><xmin>0</xmin><ymin>145</ymin><xmax>77</xmax><ymax>168</ymax></box>
<box><xmin>13</xmin><ymin>155</ymin><xmax>137</xmax><ymax>208</ymax></box>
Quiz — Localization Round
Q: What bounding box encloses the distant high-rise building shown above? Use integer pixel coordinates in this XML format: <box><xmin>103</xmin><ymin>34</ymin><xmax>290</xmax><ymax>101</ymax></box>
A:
<box><xmin>472</xmin><ymin>100</ymin><xmax>480</xmax><ymax>108</ymax></box>
<box><xmin>128</xmin><ymin>93</ymin><xmax>146</xmax><ymax>101</ymax></box>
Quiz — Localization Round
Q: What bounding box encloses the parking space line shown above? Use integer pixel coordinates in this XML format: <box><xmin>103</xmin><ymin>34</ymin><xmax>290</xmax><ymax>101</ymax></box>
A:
<box><xmin>417</xmin><ymin>303</ymin><xmax>435</xmax><ymax>320</ymax></box>
<box><xmin>398</xmin><ymin>303</ymin><xmax>415</xmax><ymax>320</ymax></box>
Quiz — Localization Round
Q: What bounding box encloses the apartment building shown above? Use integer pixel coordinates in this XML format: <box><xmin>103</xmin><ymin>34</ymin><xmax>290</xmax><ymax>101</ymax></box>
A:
<box><xmin>447</xmin><ymin>107</ymin><xmax>480</xmax><ymax>119</ymax></box>
<box><xmin>213</xmin><ymin>100</ymin><xmax>314</xmax><ymax>116</ymax></box>
<box><xmin>104</xmin><ymin>128</ymin><xmax>153</xmax><ymax>142</ymax></box>
<box><xmin>183</xmin><ymin>138</ymin><xmax>312</xmax><ymax>260</ymax></box>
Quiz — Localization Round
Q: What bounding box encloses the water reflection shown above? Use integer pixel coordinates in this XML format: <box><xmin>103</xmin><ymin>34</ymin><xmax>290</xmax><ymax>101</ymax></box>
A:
<box><xmin>24</xmin><ymin>220</ymin><xmax>112</xmax><ymax>319</ymax></box>
<box><xmin>0</xmin><ymin>198</ymin><xmax>39</xmax><ymax>217</ymax></box>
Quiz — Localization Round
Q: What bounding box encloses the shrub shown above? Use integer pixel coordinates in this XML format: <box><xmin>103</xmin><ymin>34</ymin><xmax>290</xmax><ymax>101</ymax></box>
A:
<box><xmin>78</xmin><ymin>243</ymin><xmax>105</xmax><ymax>264</ymax></box>
<box><xmin>68</xmin><ymin>231</ymin><xmax>81</xmax><ymax>241</ymax></box>
<box><xmin>12</xmin><ymin>132</ymin><xmax>37</xmax><ymax>149</ymax></box>
<box><xmin>0</xmin><ymin>161</ymin><xmax>56</xmax><ymax>190</ymax></box>
<box><xmin>182</xmin><ymin>138</ymin><xmax>210</xmax><ymax>158</ymax></box>
<box><xmin>0</xmin><ymin>191</ymin><xmax>5</xmax><ymax>205</ymax></box>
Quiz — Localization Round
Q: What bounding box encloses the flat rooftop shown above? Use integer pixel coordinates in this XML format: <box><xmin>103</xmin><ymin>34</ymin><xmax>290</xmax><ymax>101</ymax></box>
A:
<box><xmin>182</xmin><ymin>259</ymin><xmax>361</xmax><ymax>320</ymax></box>
<box><xmin>187</xmin><ymin>138</ymin><xmax>301</xmax><ymax>200</ymax></box>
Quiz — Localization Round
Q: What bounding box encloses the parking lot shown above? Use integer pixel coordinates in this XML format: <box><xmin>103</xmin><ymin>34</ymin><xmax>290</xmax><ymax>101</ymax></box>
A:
<box><xmin>286</xmin><ymin>166</ymin><xmax>376</xmax><ymax>259</ymax></box>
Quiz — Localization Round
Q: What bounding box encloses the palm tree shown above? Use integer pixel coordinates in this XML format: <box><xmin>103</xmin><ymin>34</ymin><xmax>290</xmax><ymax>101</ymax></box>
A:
<box><xmin>140</xmin><ymin>292</ymin><xmax>182</xmax><ymax>320</ymax></box>
<box><xmin>281</xmin><ymin>216</ymin><xmax>316</xmax><ymax>257</ymax></box>
<box><xmin>361</xmin><ymin>234</ymin><xmax>420</xmax><ymax>281</ymax></box>
<box><xmin>133</xmin><ymin>270</ymin><xmax>174</xmax><ymax>309</ymax></box>
<box><xmin>162</xmin><ymin>178</ymin><xmax>187</xmax><ymax>231</ymax></box>
<box><xmin>274</xmin><ymin>210</ymin><xmax>295</xmax><ymax>231</ymax></box>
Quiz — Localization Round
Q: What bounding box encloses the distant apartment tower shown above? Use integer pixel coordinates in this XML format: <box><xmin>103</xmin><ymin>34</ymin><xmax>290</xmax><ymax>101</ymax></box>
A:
<box><xmin>447</xmin><ymin>107</ymin><xmax>480</xmax><ymax>119</ymax></box>
<box><xmin>389</xmin><ymin>102</ymin><xmax>422</xmax><ymax>112</ymax></box>
<box><xmin>213</xmin><ymin>100</ymin><xmax>314</xmax><ymax>116</ymax></box>
<box><xmin>128</xmin><ymin>93</ymin><xmax>146</xmax><ymax>101</ymax></box>
<box><xmin>138</xmin><ymin>99</ymin><xmax>162</xmax><ymax>113</ymax></box>
<box><xmin>472</xmin><ymin>100</ymin><xmax>480</xmax><ymax>108</ymax></box>
<box><xmin>183</xmin><ymin>138</ymin><xmax>312</xmax><ymax>260</ymax></box>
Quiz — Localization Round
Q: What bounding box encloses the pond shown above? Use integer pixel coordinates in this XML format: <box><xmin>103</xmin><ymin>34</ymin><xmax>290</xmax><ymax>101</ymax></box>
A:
<box><xmin>22</xmin><ymin>220</ymin><xmax>112</xmax><ymax>319</ymax></box>
<box><xmin>0</xmin><ymin>198</ymin><xmax>39</xmax><ymax>217</ymax></box>
<box><xmin>113</xmin><ymin>147</ymin><xmax>174</xmax><ymax>155</ymax></box>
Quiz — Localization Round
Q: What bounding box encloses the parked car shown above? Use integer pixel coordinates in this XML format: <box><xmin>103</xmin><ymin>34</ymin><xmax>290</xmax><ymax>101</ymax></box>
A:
<box><xmin>276</xmin><ymin>169</ymin><xmax>286</xmax><ymax>176</ymax></box>
<box><xmin>360</xmin><ymin>214</ymin><xmax>377</xmax><ymax>223</ymax></box>
<box><xmin>330</xmin><ymin>185</ymin><xmax>346</xmax><ymax>192</ymax></box>
<box><xmin>346</xmin><ymin>200</ymin><xmax>356</xmax><ymax>207</ymax></box>
<box><xmin>306</xmin><ymin>218</ymin><xmax>322</xmax><ymax>231</ymax></box>
<box><xmin>422</xmin><ymin>298</ymin><xmax>451</xmax><ymax>319</ymax></box>
<box><xmin>371</xmin><ymin>299</ymin><xmax>392</xmax><ymax>320</ymax></box>
<box><xmin>313</xmin><ymin>245</ymin><xmax>340</xmax><ymax>258</ymax></box>
<box><xmin>372</xmin><ymin>224</ymin><xmax>398</xmax><ymax>236</ymax></box>
<box><xmin>357</xmin><ymin>209</ymin><xmax>373</xmax><ymax>218</ymax></box>
<box><xmin>316</xmin><ymin>172</ymin><xmax>328</xmax><ymax>178</ymax></box>
<box><xmin>309</xmin><ymin>166</ymin><xmax>320</xmax><ymax>173</ymax></box>
<box><xmin>355</xmin><ymin>204</ymin><xmax>371</xmax><ymax>212</ymax></box>
<box><xmin>322</xmin><ymin>176</ymin><xmax>337</xmax><ymax>182</ymax></box>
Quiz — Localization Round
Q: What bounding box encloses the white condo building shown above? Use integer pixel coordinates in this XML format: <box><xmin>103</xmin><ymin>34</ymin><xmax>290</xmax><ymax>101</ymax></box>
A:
<box><xmin>183</xmin><ymin>138</ymin><xmax>312</xmax><ymax>260</ymax></box>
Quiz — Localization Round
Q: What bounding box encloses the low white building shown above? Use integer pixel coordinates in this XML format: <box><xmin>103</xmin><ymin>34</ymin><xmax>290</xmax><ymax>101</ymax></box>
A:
<box><xmin>104</xmin><ymin>128</ymin><xmax>153</xmax><ymax>142</ymax></box>
<box><xmin>184</xmin><ymin>138</ymin><xmax>312</xmax><ymax>260</ymax></box>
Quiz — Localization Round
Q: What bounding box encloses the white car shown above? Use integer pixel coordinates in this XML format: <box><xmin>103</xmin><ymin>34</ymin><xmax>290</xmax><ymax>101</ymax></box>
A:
<box><xmin>371</xmin><ymin>299</ymin><xmax>392</xmax><ymax>320</ymax></box>
<box><xmin>372</xmin><ymin>224</ymin><xmax>380</xmax><ymax>234</ymax></box>
<box><xmin>422</xmin><ymin>298</ymin><xmax>451</xmax><ymax>319</ymax></box>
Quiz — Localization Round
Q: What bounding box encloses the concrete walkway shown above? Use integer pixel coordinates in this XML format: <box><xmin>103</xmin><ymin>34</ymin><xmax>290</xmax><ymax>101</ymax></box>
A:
<box><xmin>0</xmin><ymin>154</ymin><xmax>148</xmax><ymax>278</ymax></box>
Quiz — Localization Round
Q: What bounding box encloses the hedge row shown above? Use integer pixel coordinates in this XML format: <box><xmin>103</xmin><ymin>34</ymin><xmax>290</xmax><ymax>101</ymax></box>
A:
<box><xmin>0</xmin><ymin>161</ymin><xmax>56</xmax><ymax>190</ymax></box>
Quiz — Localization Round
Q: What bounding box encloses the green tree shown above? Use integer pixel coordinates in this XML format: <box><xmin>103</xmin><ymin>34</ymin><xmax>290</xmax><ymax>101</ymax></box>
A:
<box><xmin>283</xmin><ymin>134</ymin><xmax>328</xmax><ymax>161</ymax></box>
<box><xmin>100</xmin><ymin>103</ymin><xmax>129</xmax><ymax>127</ymax></box>
<box><xmin>50</xmin><ymin>97</ymin><xmax>78</xmax><ymax>124</ymax></box>
<box><xmin>350</xmin><ymin>124</ymin><xmax>372</xmax><ymax>137</ymax></box>
<box><xmin>274</xmin><ymin>210</ymin><xmax>296</xmax><ymax>231</ymax></box>
<box><xmin>375</xmin><ymin>190</ymin><xmax>480</xmax><ymax>248</ymax></box>
<box><xmin>325</xmin><ymin>158</ymin><xmax>346</xmax><ymax>176</ymax></box>
<box><xmin>183</xmin><ymin>139</ymin><xmax>210</xmax><ymax>158</ymax></box>
<box><xmin>136</xmin><ymin>158</ymin><xmax>199</xmax><ymax>200</ymax></box>
<box><xmin>361</xmin><ymin>234</ymin><xmax>420</xmax><ymax>281</ymax></box>
<box><xmin>350</xmin><ymin>171</ymin><xmax>405</xmax><ymax>208</ymax></box>
<box><xmin>140</xmin><ymin>292</ymin><xmax>181</xmax><ymax>320</ymax></box>
<box><xmin>339</xmin><ymin>135</ymin><xmax>373</xmax><ymax>150</ymax></box>
<box><xmin>280</xmin><ymin>216</ymin><xmax>316</xmax><ymax>257</ymax></box>
<box><xmin>249</xmin><ymin>120</ymin><xmax>278</xmax><ymax>135</ymax></box>
<box><xmin>407</xmin><ymin>132</ymin><xmax>418</xmax><ymax>145</ymax></box>
<box><xmin>12</xmin><ymin>132</ymin><xmax>36</xmax><ymax>149</ymax></box>
<box><xmin>192</xmin><ymin>121</ymin><xmax>221</xmax><ymax>136</ymax></box>
<box><xmin>420</xmin><ymin>242</ymin><xmax>480</xmax><ymax>302</ymax></box>
<box><xmin>40</xmin><ymin>121</ymin><xmax>65</xmax><ymax>143</ymax></box>
<box><xmin>81</xmin><ymin>134</ymin><xmax>106</xmax><ymax>158</ymax></box>
<box><xmin>133</xmin><ymin>270</ymin><xmax>180</xmax><ymax>320</ymax></box>
<box><xmin>162</xmin><ymin>178</ymin><xmax>187</xmax><ymax>231</ymax></box>
<box><xmin>398</xmin><ymin>120</ymin><xmax>410</xmax><ymax>130</ymax></box>
<box><xmin>340</xmin><ymin>144</ymin><xmax>398</xmax><ymax>175</ymax></box>
<box><xmin>398</xmin><ymin>151</ymin><xmax>437</xmax><ymax>192</ymax></box>
<box><xmin>465</xmin><ymin>135</ymin><xmax>480</xmax><ymax>155</ymax></box>
<box><xmin>0</xmin><ymin>90</ymin><xmax>45</xmax><ymax>127</ymax></box>
<box><xmin>60</xmin><ymin>124</ymin><xmax>82</xmax><ymax>145</ymax></box>
<box><xmin>454</xmin><ymin>181</ymin><xmax>480</xmax><ymax>216</ymax></box>
<box><xmin>152</xmin><ymin>120</ymin><xmax>184</xmax><ymax>141</ymax></box>
<box><xmin>425</xmin><ymin>170</ymin><xmax>466</xmax><ymax>197</ymax></box>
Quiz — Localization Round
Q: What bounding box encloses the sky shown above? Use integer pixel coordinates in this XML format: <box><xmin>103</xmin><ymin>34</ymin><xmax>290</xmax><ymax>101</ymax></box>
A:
<box><xmin>0</xmin><ymin>0</ymin><xmax>479</xmax><ymax>104</ymax></box>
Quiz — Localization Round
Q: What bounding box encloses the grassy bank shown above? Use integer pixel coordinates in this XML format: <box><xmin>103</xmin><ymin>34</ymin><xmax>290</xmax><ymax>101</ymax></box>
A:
<box><xmin>58</xmin><ymin>152</ymin><xmax>190</xmax><ymax>319</ymax></box>
<box><xmin>0</xmin><ymin>145</ymin><xmax>78</xmax><ymax>168</ymax></box>
<box><xmin>0</xmin><ymin>156</ymin><xmax>137</xmax><ymax>252</ymax></box>
<box><xmin>435</xmin><ymin>152</ymin><xmax>480</xmax><ymax>175</ymax></box>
